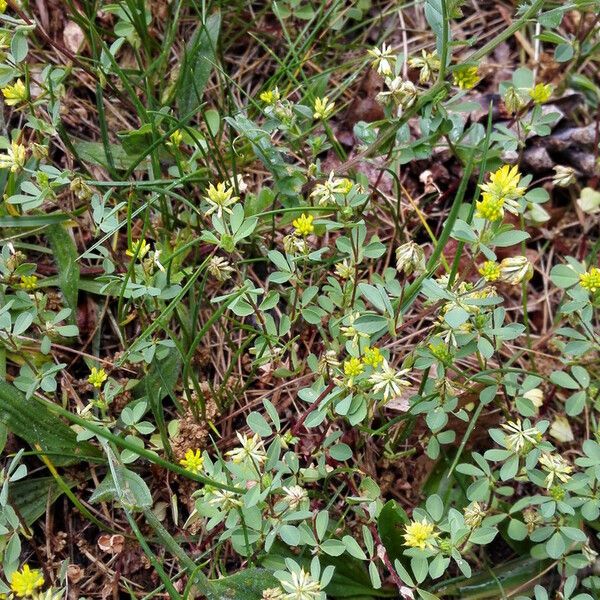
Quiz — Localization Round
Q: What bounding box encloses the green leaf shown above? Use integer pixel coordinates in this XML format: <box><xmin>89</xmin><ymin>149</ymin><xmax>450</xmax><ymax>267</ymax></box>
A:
<box><xmin>11</xmin><ymin>476</ymin><xmax>74</xmax><ymax>526</ymax></box>
<box><xmin>378</xmin><ymin>500</ymin><xmax>409</xmax><ymax>564</ymax></box>
<box><xmin>0</xmin><ymin>213</ymin><xmax>70</xmax><ymax>227</ymax></box>
<box><xmin>550</xmin><ymin>370</ymin><xmax>580</xmax><ymax>390</ymax></box>
<box><xmin>117</xmin><ymin>124</ymin><xmax>154</xmax><ymax>156</ymax></box>
<box><xmin>491</xmin><ymin>230</ymin><xmax>530</xmax><ymax>247</ymax></box>
<box><xmin>426</xmin><ymin>494</ymin><xmax>444</xmax><ymax>521</ymax></box>
<box><xmin>139</xmin><ymin>349</ymin><xmax>181</xmax><ymax>457</ymax></box>
<box><xmin>74</xmin><ymin>140</ymin><xmax>150</xmax><ymax>171</ymax></box>
<box><xmin>555</xmin><ymin>43</ymin><xmax>573</xmax><ymax>62</ymax></box>
<box><xmin>549</xmin><ymin>264</ymin><xmax>579</xmax><ymax>288</ymax></box>
<box><xmin>47</xmin><ymin>224</ymin><xmax>80</xmax><ymax>323</ymax></box>
<box><xmin>431</xmin><ymin>557</ymin><xmax>550</xmax><ymax>598</ymax></box>
<box><xmin>546</xmin><ymin>532</ymin><xmax>565</xmax><ymax>559</ymax></box>
<box><xmin>247</xmin><ymin>411</ymin><xmax>272</xmax><ymax>437</ymax></box>
<box><xmin>178</xmin><ymin>12</ymin><xmax>221</xmax><ymax>120</ymax></box>
<box><xmin>330</xmin><ymin>443</ymin><xmax>352</xmax><ymax>461</ymax></box>
<box><xmin>89</xmin><ymin>465</ymin><xmax>152</xmax><ymax>510</ymax></box>
<box><xmin>0</xmin><ymin>380</ymin><xmax>100</xmax><ymax>466</ymax></box>
<box><xmin>207</xmin><ymin>569</ymin><xmax>279</xmax><ymax>600</ymax></box>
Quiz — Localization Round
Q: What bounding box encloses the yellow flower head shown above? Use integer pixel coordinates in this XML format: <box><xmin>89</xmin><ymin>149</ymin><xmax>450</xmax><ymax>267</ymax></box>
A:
<box><xmin>19</xmin><ymin>274</ymin><xmax>38</xmax><ymax>290</ymax></box>
<box><xmin>125</xmin><ymin>239</ymin><xmax>150</xmax><ymax>260</ymax></box>
<box><xmin>403</xmin><ymin>518</ymin><xmax>437</xmax><ymax>550</ymax></box>
<box><xmin>313</xmin><ymin>96</ymin><xmax>335</xmax><ymax>120</ymax></box>
<box><xmin>204</xmin><ymin>182</ymin><xmax>239</xmax><ymax>217</ymax></box>
<box><xmin>179</xmin><ymin>448</ymin><xmax>204</xmax><ymax>474</ymax></box>
<box><xmin>343</xmin><ymin>357</ymin><xmax>364</xmax><ymax>378</ymax></box>
<box><xmin>292</xmin><ymin>213</ymin><xmax>314</xmax><ymax>237</ymax></box>
<box><xmin>480</xmin><ymin>165</ymin><xmax>525</xmax><ymax>201</ymax></box>
<box><xmin>362</xmin><ymin>346</ymin><xmax>383</xmax><ymax>368</ymax></box>
<box><xmin>475</xmin><ymin>193</ymin><xmax>505</xmax><ymax>221</ymax></box>
<box><xmin>453</xmin><ymin>66</ymin><xmax>480</xmax><ymax>90</ymax></box>
<box><xmin>10</xmin><ymin>564</ymin><xmax>44</xmax><ymax>597</ymax></box>
<box><xmin>429</xmin><ymin>340</ymin><xmax>451</xmax><ymax>362</ymax></box>
<box><xmin>478</xmin><ymin>261</ymin><xmax>501</xmax><ymax>282</ymax></box>
<box><xmin>529</xmin><ymin>83</ymin><xmax>552</xmax><ymax>105</ymax></box>
<box><xmin>337</xmin><ymin>178</ymin><xmax>353</xmax><ymax>195</ymax></box>
<box><xmin>499</xmin><ymin>256</ymin><xmax>533</xmax><ymax>285</ymax></box>
<box><xmin>367</xmin><ymin>43</ymin><xmax>396</xmax><ymax>77</ymax></box>
<box><xmin>580</xmin><ymin>267</ymin><xmax>600</xmax><ymax>293</ymax></box>
<box><xmin>2</xmin><ymin>79</ymin><xmax>27</xmax><ymax>106</ymax></box>
<box><xmin>0</xmin><ymin>0</ymin><xmax>7</xmax><ymax>13</ymax></box>
<box><xmin>0</xmin><ymin>140</ymin><xmax>27</xmax><ymax>172</ymax></box>
<box><xmin>260</xmin><ymin>87</ymin><xmax>281</xmax><ymax>105</ymax></box>
<box><xmin>88</xmin><ymin>367</ymin><xmax>108</xmax><ymax>389</ymax></box>
<box><xmin>168</xmin><ymin>129</ymin><xmax>183</xmax><ymax>148</ymax></box>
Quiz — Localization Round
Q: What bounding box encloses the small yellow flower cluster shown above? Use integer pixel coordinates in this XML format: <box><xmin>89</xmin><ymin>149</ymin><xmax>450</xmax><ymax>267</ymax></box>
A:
<box><xmin>529</xmin><ymin>83</ymin><xmax>552</xmax><ymax>105</ymax></box>
<box><xmin>260</xmin><ymin>87</ymin><xmax>281</xmax><ymax>105</ymax></box>
<box><xmin>403</xmin><ymin>518</ymin><xmax>437</xmax><ymax>550</ymax></box>
<box><xmin>292</xmin><ymin>213</ymin><xmax>314</xmax><ymax>237</ymax></box>
<box><xmin>88</xmin><ymin>367</ymin><xmax>108</xmax><ymax>389</ymax></box>
<box><xmin>0</xmin><ymin>0</ymin><xmax>7</xmax><ymax>14</ymax></box>
<box><xmin>0</xmin><ymin>140</ymin><xmax>27</xmax><ymax>172</ymax></box>
<box><xmin>10</xmin><ymin>564</ymin><xmax>44</xmax><ymax>597</ymax></box>
<box><xmin>498</xmin><ymin>256</ymin><xmax>533</xmax><ymax>285</ymax></box>
<box><xmin>478</xmin><ymin>260</ymin><xmax>501</xmax><ymax>282</ymax></box>
<box><xmin>343</xmin><ymin>357</ymin><xmax>363</xmax><ymax>378</ymax></box>
<box><xmin>367</xmin><ymin>43</ymin><xmax>396</xmax><ymax>77</ymax></box>
<box><xmin>19</xmin><ymin>274</ymin><xmax>38</xmax><ymax>290</ymax></box>
<box><xmin>179</xmin><ymin>448</ymin><xmax>204</xmax><ymax>474</ymax></box>
<box><xmin>580</xmin><ymin>267</ymin><xmax>600</xmax><ymax>293</ymax></box>
<box><xmin>204</xmin><ymin>182</ymin><xmax>240</xmax><ymax>218</ymax></box>
<box><xmin>168</xmin><ymin>129</ymin><xmax>184</xmax><ymax>148</ymax></box>
<box><xmin>313</xmin><ymin>96</ymin><xmax>335</xmax><ymax>120</ymax></box>
<box><xmin>429</xmin><ymin>340</ymin><xmax>451</xmax><ymax>362</ymax></box>
<box><xmin>2</xmin><ymin>79</ymin><xmax>28</xmax><ymax>106</ymax></box>
<box><xmin>362</xmin><ymin>346</ymin><xmax>383</xmax><ymax>368</ymax></box>
<box><xmin>452</xmin><ymin>65</ymin><xmax>480</xmax><ymax>90</ymax></box>
<box><xmin>475</xmin><ymin>195</ymin><xmax>504</xmax><ymax>221</ymax></box>
<box><xmin>125</xmin><ymin>239</ymin><xmax>150</xmax><ymax>260</ymax></box>
<box><xmin>476</xmin><ymin>165</ymin><xmax>525</xmax><ymax>222</ymax></box>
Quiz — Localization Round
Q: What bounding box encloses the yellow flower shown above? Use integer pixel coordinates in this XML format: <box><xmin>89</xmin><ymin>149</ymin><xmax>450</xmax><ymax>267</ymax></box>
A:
<box><xmin>88</xmin><ymin>367</ymin><xmax>108</xmax><ymax>389</ymax></box>
<box><xmin>429</xmin><ymin>340</ymin><xmax>451</xmax><ymax>362</ymax></box>
<box><xmin>529</xmin><ymin>83</ymin><xmax>552</xmax><ymax>105</ymax></box>
<box><xmin>226</xmin><ymin>431</ymin><xmax>267</xmax><ymax>465</ymax></box>
<box><xmin>2</xmin><ymin>79</ymin><xmax>28</xmax><ymax>106</ymax></box>
<box><xmin>478</xmin><ymin>261</ymin><xmax>501</xmax><ymax>282</ymax></box>
<box><xmin>480</xmin><ymin>164</ymin><xmax>525</xmax><ymax>201</ymax></box>
<box><xmin>292</xmin><ymin>213</ymin><xmax>314</xmax><ymax>237</ymax></box>
<box><xmin>0</xmin><ymin>0</ymin><xmax>7</xmax><ymax>13</ymax></box>
<box><xmin>179</xmin><ymin>448</ymin><xmax>204</xmax><ymax>474</ymax></box>
<box><xmin>362</xmin><ymin>346</ymin><xmax>383</xmax><ymax>368</ymax></box>
<box><xmin>498</xmin><ymin>256</ymin><xmax>533</xmax><ymax>285</ymax></box>
<box><xmin>313</xmin><ymin>96</ymin><xmax>335</xmax><ymax>120</ymax></box>
<box><xmin>343</xmin><ymin>357</ymin><xmax>364</xmax><ymax>378</ymax></box>
<box><xmin>475</xmin><ymin>193</ymin><xmax>505</xmax><ymax>221</ymax></box>
<box><xmin>403</xmin><ymin>519</ymin><xmax>437</xmax><ymax>550</ymax></box>
<box><xmin>452</xmin><ymin>66</ymin><xmax>480</xmax><ymax>90</ymax></box>
<box><xmin>204</xmin><ymin>182</ymin><xmax>239</xmax><ymax>217</ymax></box>
<box><xmin>125</xmin><ymin>239</ymin><xmax>150</xmax><ymax>260</ymax></box>
<box><xmin>260</xmin><ymin>87</ymin><xmax>280</xmax><ymax>105</ymax></box>
<box><xmin>580</xmin><ymin>267</ymin><xmax>600</xmax><ymax>293</ymax></box>
<box><xmin>539</xmin><ymin>452</ymin><xmax>572</xmax><ymax>489</ymax></box>
<box><xmin>168</xmin><ymin>129</ymin><xmax>183</xmax><ymax>148</ymax></box>
<box><xmin>10</xmin><ymin>564</ymin><xmax>44</xmax><ymax>597</ymax></box>
<box><xmin>0</xmin><ymin>140</ymin><xmax>27</xmax><ymax>172</ymax></box>
<box><xmin>367</xmin><ymin>43</ymin><xmax>396</xmax><ymax>77</ymax></box>
<box><xmin>19</xmin><ymin>275</ymin><xmax>38</xmax><ymax>289</ymax></box>
<box><xmin>408</xmin><ymin>50</ymin><xmax>441</xmax><ymax>84</ymax></box>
